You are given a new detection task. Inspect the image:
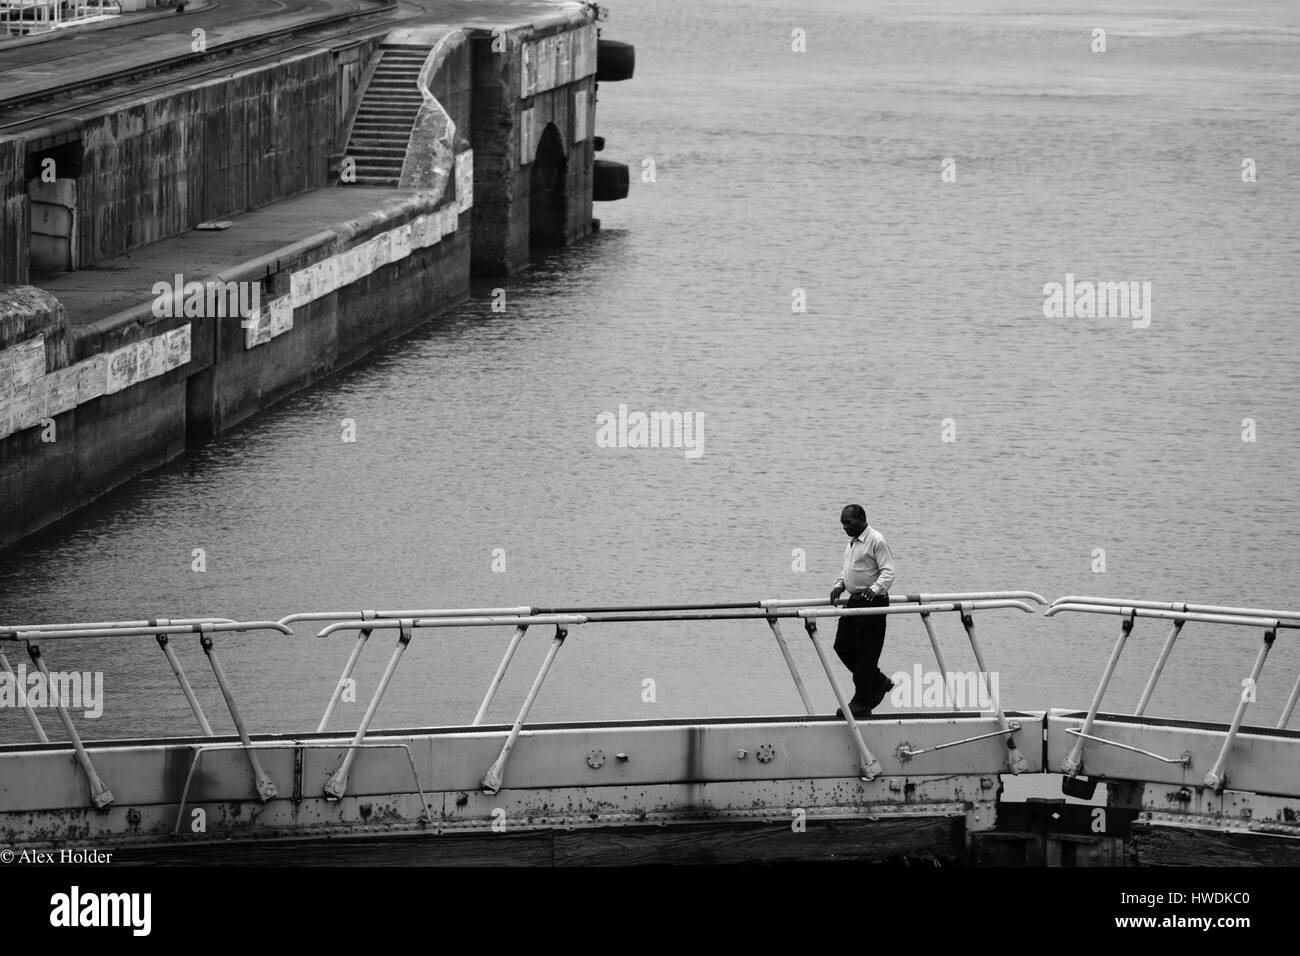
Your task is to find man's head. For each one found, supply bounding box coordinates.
[840,504,867,538]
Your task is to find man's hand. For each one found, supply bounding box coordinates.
[829,584,845,605]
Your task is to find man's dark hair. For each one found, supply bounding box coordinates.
[841,504,866,521]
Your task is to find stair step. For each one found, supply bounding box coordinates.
[348,146,409,157]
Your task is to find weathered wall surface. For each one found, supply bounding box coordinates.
[0,187,471,549]
[75,51,336,266]
[0,288,192,547]
[399,31,471,192]
[202,192,469,437]
[336,39,381,141]
[471,22,597,275]
[0,136,27,285]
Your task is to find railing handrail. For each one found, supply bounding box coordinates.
[278,608,535,627]
[0,617,237,633]
[765,591,1049,609]
[1049,595,1300,621]
[1045,603,1300,631]
[274,592,1049,628]
[0,621,292,642]
[313,599,1040,637]
[316,614,587,637]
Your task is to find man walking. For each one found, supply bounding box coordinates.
[829,504,895,718]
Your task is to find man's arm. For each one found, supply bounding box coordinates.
[830,544,850,603]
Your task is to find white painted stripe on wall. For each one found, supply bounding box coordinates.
[520,25,597,98]
[0,324,191,437]
[244,202,459,350]
[456,150,474,213]
[574,89,588,143]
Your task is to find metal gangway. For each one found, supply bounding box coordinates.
[1,591,1044,810]
[1039,597,1300,854]
[1,0,120,37]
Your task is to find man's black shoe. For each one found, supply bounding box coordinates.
[835,702,872,719]
[866,677,895,711]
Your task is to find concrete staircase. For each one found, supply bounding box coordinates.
[340,46,430,186]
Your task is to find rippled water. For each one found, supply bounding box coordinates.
[3,0,1299,744]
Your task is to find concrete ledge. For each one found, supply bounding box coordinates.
[398,29,466,193]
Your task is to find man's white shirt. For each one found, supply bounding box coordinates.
[836,526,895,596]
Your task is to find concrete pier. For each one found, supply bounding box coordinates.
[0,0,633,550]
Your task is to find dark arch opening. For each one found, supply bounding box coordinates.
[529,122,567,248]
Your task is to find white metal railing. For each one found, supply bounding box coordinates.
[2,591,1043,807]
[0,620,290,804]
[7,591,1295,813]
[1045,596,1300,791]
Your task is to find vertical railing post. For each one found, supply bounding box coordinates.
[801,616,881,781]
[919,611,958,712]
[318,625,374,733]
[198,627,277,801]
[25,643,113,807]
[473,623,529,725]
[0,647,49,742]
[1061,609,1134,777]
[1134,619,1184,716]
[155,632,215,736]
[325,619,414,800]
[958,606,1027,773]
[1205,628,1276,791]
[765,617,814,715]
[481,624,568,794]
[1279,670,1300,730]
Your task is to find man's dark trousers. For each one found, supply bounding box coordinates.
[833,591,891,706]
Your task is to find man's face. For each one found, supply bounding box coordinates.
[841,512,867,538]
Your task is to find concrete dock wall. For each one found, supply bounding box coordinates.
[199,192,469,438]
[0,4,610,551]
[0,137,25,285]
[0,288,190,545]
[0,186,470,547]
[471,21,597,275]
[77,52,338,266]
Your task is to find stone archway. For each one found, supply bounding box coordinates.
[529,122,567,247]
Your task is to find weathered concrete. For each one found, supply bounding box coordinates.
[0,0,619,551]
[470,20,596,274]
[0,137,24,285]
[393,28,471,190]
[0,183,468,547]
